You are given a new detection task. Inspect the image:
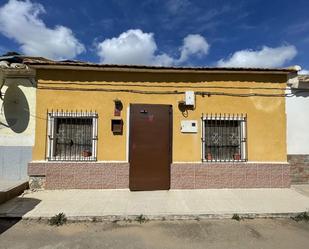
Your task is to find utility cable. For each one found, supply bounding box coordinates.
[39,81,292,91]
[37,86,304,98]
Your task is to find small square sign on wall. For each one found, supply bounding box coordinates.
[181,120,198,133]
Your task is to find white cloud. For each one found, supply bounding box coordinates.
[96,29,209,66]
[97,29,173,66]
[299,69,309,75]
[0,0,85,60]
[217,45,297,68]
[178,34,209,63]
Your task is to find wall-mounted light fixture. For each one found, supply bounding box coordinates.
[113,98,123,116]
[178,100,186,112]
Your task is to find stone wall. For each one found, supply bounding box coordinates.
[29,176,46,189]
[288,155,309,184]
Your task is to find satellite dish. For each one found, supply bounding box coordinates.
[3,84,30,133]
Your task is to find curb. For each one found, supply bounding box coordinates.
[0,212,307,222]
[0,182,29,205]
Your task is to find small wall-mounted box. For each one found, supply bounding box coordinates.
[185,91,195,106]
[181,120,198,133]
[111,119,123,134]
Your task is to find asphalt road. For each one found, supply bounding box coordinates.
[0,218,309,249]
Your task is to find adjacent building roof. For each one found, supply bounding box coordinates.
[0,55,298,74]
[299,75,309,83]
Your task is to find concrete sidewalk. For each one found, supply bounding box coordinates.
[0,187,309,220]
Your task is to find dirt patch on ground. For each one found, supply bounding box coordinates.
[0,218,309,249]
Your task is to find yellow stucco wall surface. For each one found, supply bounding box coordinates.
[32,68,287,162]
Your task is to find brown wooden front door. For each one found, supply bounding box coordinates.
[129,104,172,191]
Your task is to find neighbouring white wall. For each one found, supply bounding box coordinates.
[0,77,36,146]
[0,70,36,180]
[286,89,309,154]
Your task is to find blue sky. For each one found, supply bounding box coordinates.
[0,0,308,72]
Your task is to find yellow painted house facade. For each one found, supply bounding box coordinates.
[27,58,294,190]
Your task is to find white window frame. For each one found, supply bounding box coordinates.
[47,111,98,161]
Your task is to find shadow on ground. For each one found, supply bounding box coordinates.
[0,218,22,234]
[0,197,41,235]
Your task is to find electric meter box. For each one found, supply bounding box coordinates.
[181,120,198,133]
[185,91,195,106]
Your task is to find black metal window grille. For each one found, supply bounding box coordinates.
[47,110,98,161]
[202,114,247,162]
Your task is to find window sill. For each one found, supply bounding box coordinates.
[47,157,97,162]
[202,160,247,163]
